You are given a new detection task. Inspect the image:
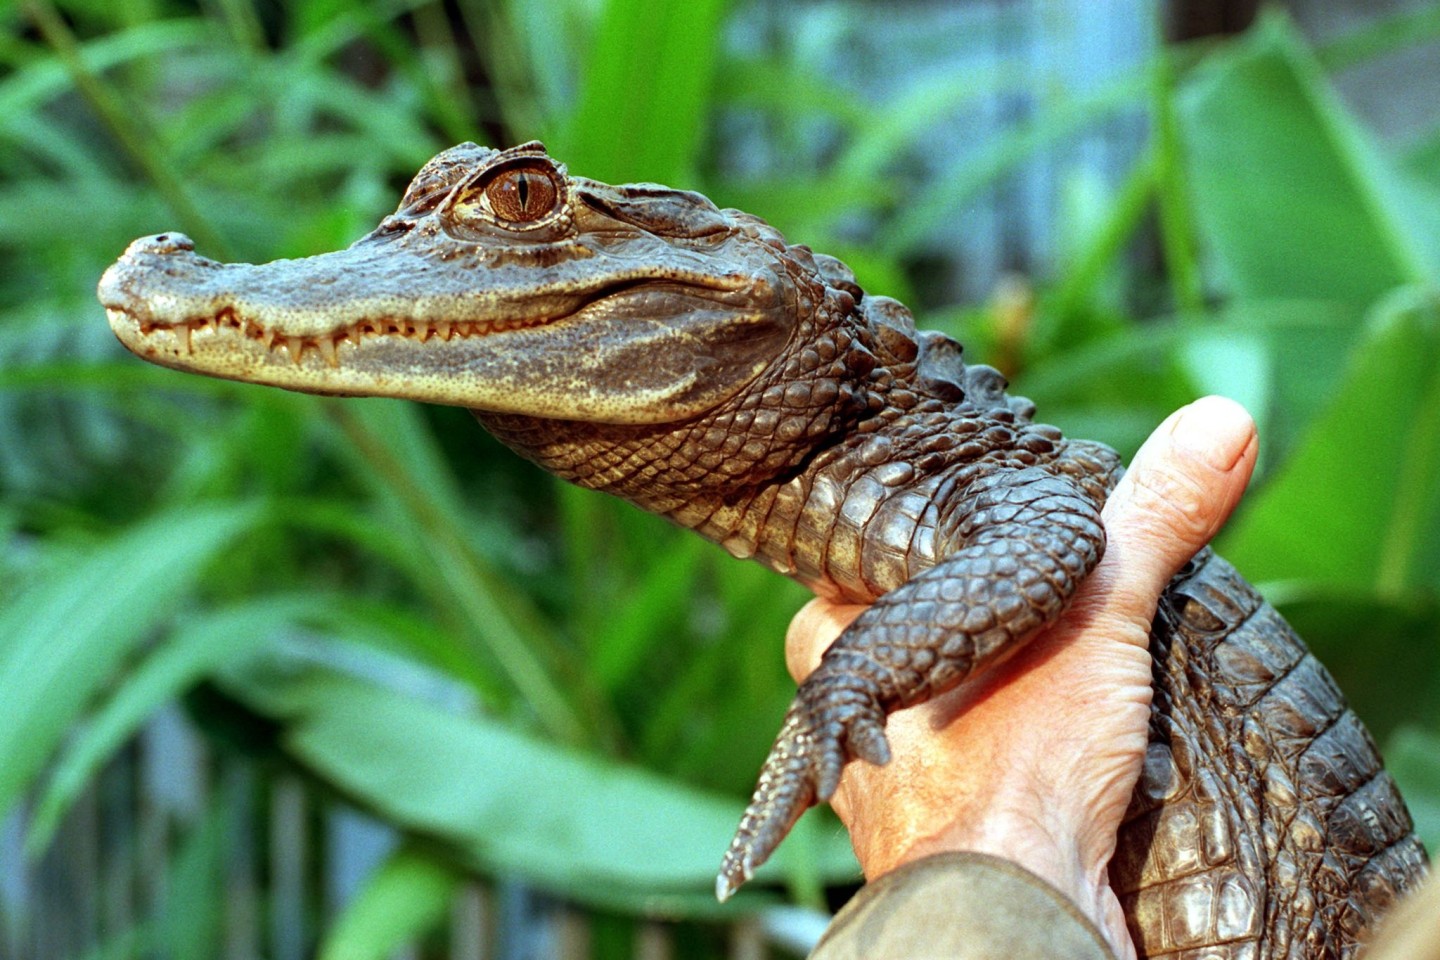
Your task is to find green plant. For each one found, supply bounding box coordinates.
[2,2,1437,957]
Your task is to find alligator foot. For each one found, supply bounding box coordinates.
[715,674,890,900]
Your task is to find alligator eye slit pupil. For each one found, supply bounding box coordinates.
[479,164,559,224]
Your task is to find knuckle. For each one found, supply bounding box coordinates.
[1120,464,1216,546]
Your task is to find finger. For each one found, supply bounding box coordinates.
[1100,395,1258,611]
[785,598,865,682]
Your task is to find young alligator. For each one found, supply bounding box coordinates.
[98,142,1427,957]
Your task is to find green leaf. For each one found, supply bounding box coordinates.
[831,66,1026,185]
[0,19,211,118]
[1315,5,1440,72]
[1387,726,1440,855]
[557,0,730,184]
[321,400,594,746]
[69,925,149,960]
[1177,12,1439,303]
[0,503,261,819]
[588,535,706,692]
[1268,588,1440,743]
[220,650,858,911]
[319,846,461,960]
[1219,289,1440,595]
[25,594,331,854]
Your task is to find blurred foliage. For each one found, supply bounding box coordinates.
[1,0,1439,957]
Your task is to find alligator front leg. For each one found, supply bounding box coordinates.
[716,467,1108,899]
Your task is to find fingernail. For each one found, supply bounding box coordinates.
[1168,396,1255,472]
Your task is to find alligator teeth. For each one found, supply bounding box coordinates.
[139,312,509,357]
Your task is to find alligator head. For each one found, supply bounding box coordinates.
[99,141,850,425]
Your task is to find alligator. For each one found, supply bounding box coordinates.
[99,141,1427,957]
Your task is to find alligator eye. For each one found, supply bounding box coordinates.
[485,166,559,223]
[449,158,567,231]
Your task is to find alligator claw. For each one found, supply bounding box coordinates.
[715,677,889,900]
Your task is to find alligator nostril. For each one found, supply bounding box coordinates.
[123,232,197,258]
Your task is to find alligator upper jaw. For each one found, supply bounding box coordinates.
[99,233,791,424]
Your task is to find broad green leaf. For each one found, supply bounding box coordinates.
[1269,588,1440,742]
[1387,726,1440,854]
[0,503,261,819]
[1177,12,1439,303]
[320,400,592,746]
[0,20,210,117]
[1219,289,1440,594]
[557,0,730,184]
[1407,128,1440,190]
[24,595,331,854]
[1231,300,1376,462]
[319,846,461,960]
[220,652,858,909]
[588,535,706,692]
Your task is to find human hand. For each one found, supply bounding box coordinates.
[786,396,1259,958]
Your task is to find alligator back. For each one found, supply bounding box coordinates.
[1114,549,1428,959]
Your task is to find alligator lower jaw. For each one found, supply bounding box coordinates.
[107,304,548,369]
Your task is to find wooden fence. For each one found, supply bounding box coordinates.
[0,704,829,959]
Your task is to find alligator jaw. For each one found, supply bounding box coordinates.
[100,232,791,424]
[104,304,539,369]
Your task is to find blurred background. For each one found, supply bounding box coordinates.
[2,0,1439,957]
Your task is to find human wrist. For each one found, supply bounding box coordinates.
[915,806,1109,928]
[848,795,1122,953]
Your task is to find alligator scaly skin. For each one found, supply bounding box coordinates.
[1114,552,1426,958]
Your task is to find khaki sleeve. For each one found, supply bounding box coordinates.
[810,852,1115,960]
